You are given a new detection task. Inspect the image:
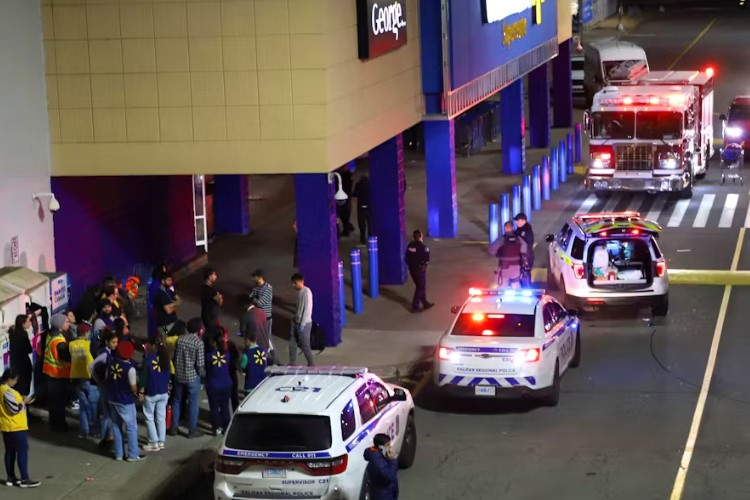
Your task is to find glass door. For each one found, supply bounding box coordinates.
[192,175,208,252]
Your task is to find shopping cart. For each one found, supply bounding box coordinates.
[721,143,744,185]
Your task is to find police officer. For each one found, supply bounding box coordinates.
[495,222,527,288]
[514,213,535,287]
[405,230,435,313]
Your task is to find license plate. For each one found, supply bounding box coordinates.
[475,386,496,396]
[262,468,287,479]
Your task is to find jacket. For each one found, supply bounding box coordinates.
[43,333,71,379]
[69,338,93,380]
[239,306,271,350]
[364,448,399,500]
[496,234,525,268]
[0,384,27,433]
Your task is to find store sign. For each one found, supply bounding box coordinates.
[483,0,545,25]
[50,276,69,313]
[357,0,408,59]
[503,18,528,46]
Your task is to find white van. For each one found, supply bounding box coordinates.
[584,40,649,106]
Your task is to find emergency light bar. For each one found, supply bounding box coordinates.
[599,94,686,106]
[576,211,641,220]
[468,288,546,297]
[265,366,369,377]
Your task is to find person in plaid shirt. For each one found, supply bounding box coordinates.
[169,318,205,438]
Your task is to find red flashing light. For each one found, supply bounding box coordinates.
[623,97,633,105]
[668,95,686,106]
[631,229,640,235]
[705,66,715,78]
[481,329,494,336]
[649,97,660,105]
[468,288,481,296]
[573,263,585,279]
[656,261,667,277]
[600,231,608,237]
[472,313,485,322]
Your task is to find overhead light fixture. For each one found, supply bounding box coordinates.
[32,192,61,213]
[327,172,348,201]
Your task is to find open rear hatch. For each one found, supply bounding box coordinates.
[587,237,653,289]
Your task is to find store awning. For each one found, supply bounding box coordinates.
[0,267,49,294]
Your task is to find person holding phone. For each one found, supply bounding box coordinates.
[363,433,399,500]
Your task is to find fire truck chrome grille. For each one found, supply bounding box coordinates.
[615,145,654,171]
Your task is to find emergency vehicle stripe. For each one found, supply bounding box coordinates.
[438,375,538,388]
[506,378,519,386]
[469,377,484,386]
[719,194,739,228]
[576,194,598,215]
[525,377,536,385]
[438,373,446,383]
[486,378,501,386]
[449,376,463,385]
[668,199,690,227]
[692,194,715,228]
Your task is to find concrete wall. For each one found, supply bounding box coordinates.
[0,0,55,272]
[43,0,423,175]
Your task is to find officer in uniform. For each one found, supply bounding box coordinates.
[514,213,535,287]
[495,222,527,288]
[405,230,435,313]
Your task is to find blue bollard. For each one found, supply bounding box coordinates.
[338,261,346,327]
[532,165,542,211]
[567,133,574,174]
[541,157,551,200]
[367,236,379,299]
[500,194,510,233]
[574,123,583,164]
[489,203,499,243]
[559,141,567,183]
[550,150,559,191]
[512,184,521,219]
[350,249,363,314]
[522,175,532,222]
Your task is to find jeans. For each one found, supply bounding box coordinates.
[206,386,231,432]
[143,393,169,444]
[289,322,314,366]
[172,379,201,433]
[109,402,139,460]
[74,380,100,437]
[99,386,112,439]
[47,378,70,431]
[266,317,279,366]
[2,431,29,481]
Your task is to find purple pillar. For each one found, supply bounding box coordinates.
[294,174,342,347]
[214,174,249,235]
[528,64,550,149]
[424,118,458,238]
[501,79,525,175]
[369,135,408,285]
[553,39,574,129]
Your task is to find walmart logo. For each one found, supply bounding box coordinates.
[253,350,267,366]
[151,359,161,372]
[212,353,227,367]
[111,363,123,380]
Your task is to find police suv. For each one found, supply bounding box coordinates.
[545,212,668,315]
[214,366,416,500]
[435,288,580,406]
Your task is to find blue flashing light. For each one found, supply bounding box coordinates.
[521,290,532,297]
[469,288,547,298]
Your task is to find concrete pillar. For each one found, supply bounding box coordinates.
[528,64,551,149]
[369,135,408,285]
[424,119,458,239]
[501,79,525,175]
[213,175,249,235]
[294,174,342,347]
[553,39,574,129]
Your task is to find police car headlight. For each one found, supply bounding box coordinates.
[726,126,743,138]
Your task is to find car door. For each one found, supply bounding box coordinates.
[550,301,574,370]
[368,380,401,445]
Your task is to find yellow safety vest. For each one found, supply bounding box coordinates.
[0,384,28,433]
[69,338,93,380]
[43,334,71,379]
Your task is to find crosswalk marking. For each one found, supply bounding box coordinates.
[744,197,750,228]
[647,196,667,222]
[576,195,598,214]
[719,194,739,228]
[602,194,622,213]
[668,199,691,227]
[626,196,643,213]
[692,194,715,228]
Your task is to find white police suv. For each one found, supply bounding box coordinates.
[434,288,580,406]
[214,366,416,500]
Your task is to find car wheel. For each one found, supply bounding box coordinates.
[541,361,561,407]
[359,471,371,500]
[653,295,669,317]
[570,330,581,368]
[546,268,558,291]
[398,413,417,469]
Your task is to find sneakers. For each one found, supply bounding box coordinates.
[126,456,146,462]
[18,480,41,488]
[158,442,165,450]
[214,428,223,437]
[187,429,203,439]
[167,427,179,436]
[142,443,160,452]
[3,479,18,487]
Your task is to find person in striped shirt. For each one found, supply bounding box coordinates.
[249,270,276,363]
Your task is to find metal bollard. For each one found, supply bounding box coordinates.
[500,194,510,234]
[532,165,542,211]
[367,237,379,299]
[542,157,551,200]
[350,249,363,314]
[567,133,574,174]
[522,175,532,222]
[489,203,499,243]
[559,141,567,183]
[512,184,521,220]
[574,123,583,164]
[550,149,559,191]
[338,261,346,327]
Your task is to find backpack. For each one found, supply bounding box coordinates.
[310,322,326,353]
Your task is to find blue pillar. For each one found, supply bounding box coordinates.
[532,165,542,211]
[553,39,574,128]
[501,79,525,174]
[489,203,499,243]
[500,194,510,234]
[542,157,551,200]
[551,149,559,191]
[213,174,249,235]
[350,249,364,314]
[369,135,408,284]
[575,123,583,164]
[367,237,379,298]
[512,185,521,219]
[559,141,568,183]
[522,176,532,222]
[424,119,458,238]
[567,132,575,173]
[528,64,550,149]
[294,174,342,346]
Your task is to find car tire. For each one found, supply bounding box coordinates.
[541,361,561,407]
[570,329,581,368]
[653,295,669,317]
[359,471,371,500]
[398,413,417,469]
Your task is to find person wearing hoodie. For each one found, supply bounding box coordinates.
[363,433,399,500]
[43,313,72,432]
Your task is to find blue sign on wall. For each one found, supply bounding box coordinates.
[581,0,593,24]
[449,0,558,89]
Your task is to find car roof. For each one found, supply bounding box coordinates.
[238,369,366,415]
[569,212,662,237]
[462,289,543,316]
[589,40,647,61]
[730,96,750,107]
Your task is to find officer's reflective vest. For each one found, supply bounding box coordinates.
[497,236,522,268]
[43,334,71,379]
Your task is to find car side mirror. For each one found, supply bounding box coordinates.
[719,113,727,121]
[450,306,460,314]
[545,234,555,243]
[567,308,579,317]
[392,388,407,402]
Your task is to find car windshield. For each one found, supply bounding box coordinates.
[636,111,682,140]
[728,105,750,122]
[603,59,646,81]
[452,312,535,337]
[225,414,332,451]
[592,111,635,139]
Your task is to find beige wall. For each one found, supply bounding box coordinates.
[558,0,573,43]
[43,0,423,175]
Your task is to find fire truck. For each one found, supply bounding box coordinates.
[584,69,715,198]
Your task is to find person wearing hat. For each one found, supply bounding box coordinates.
[69,323,99,439]
[513,212,535,287]
[107,340,143,461]
[363,433,399,500]
[44,313,72,432]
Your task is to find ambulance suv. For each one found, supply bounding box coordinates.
[214,366,416,500]
[435,288,581,407]
[546,212,669,316]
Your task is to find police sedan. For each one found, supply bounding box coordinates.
[434,288,581,406]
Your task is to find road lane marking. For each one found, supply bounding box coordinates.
[625,195,643,213]
[719,194,739,228]
[576,194,598,214]
[647,196,667,222]
[412,370,432,399]
[667,17,718,71]
[602,193,622,213]
[670,226,745,500]
[744,196,750,227]
[668,199,691,227]
[692,194,715,228]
